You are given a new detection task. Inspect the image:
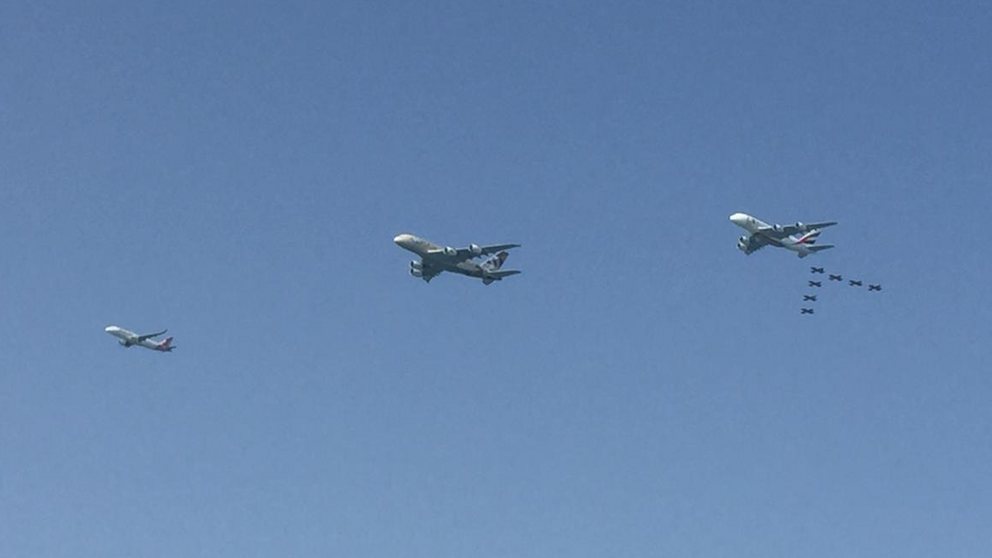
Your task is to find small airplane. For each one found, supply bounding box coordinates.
[730,213,836,258]
[393,233,521,284]
[868,284,882,291]
[803,295,817,302]
[849,280,863,287]
[801,308,815,315]
[829,274,843,281]
[105,325,175,352]
[809,281,822,287]
[810,267,825,274]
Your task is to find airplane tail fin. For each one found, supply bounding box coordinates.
[158,337,175,351]
[480,251,509,272]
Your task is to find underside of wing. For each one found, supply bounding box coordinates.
[409,258,443,282]
[741,234,769,254]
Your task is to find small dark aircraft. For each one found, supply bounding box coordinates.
[868,284,882,291]
[803,295,817,302]
[829,274,843,281]
[809,280,822,287]
[800,308,815,315]
[810,267,825,274]
[849,280,863,287]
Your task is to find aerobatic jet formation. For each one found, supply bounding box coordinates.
[810,267,824,274]
[829,274,843,281]
[803,295,817,302]
[868,284,882,291]
[393,233,522,285]
[801,308,815,315]
[809,281,822,287]
[849,280,863,287]
[730,213,837,258]
[105,325,175,352]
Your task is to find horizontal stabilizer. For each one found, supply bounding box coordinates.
[485,269,521,279]
[808,244,834,252]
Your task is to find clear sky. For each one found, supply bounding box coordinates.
[2,1,991,556]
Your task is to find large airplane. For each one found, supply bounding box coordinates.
[393,233,522,285]
[730,213,837,258]
[105,325,175,352]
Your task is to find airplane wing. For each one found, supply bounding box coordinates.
[741,234,769,254]
[765,221,838,237]
[428,243,521,261]
[136,329,167,343]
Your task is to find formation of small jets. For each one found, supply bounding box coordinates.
[798,266,883,315]
[105,214,887,352]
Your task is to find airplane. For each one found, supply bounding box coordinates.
[849,280,863,287]
[730,213,837,258]
[393,233,521,285]
[801,308,815,315]
[868,284,882,291]
[803,295,817,302]
[810,267,825,274]
[105,325,175,352]
[829,274,843,281]
[809,281,822,287]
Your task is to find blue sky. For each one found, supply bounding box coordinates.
[2,1,991,556]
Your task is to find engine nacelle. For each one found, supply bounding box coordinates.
[737,236,750,252]
[410,260,423,271]
[443,246,457,257]
[410,268,424,278]
[794,221,805,231]
[468,243,482,256]
[119,339,131,347]
[773,224,783,233]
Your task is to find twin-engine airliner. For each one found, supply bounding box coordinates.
[730,213,837,258]
[105,325,175,352]
[393,233,521,284]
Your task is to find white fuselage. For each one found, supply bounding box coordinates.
[729,213,821,257]
[104,325,170,351]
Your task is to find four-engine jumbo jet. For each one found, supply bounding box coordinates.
[730,213,837,258]
[393,233,522,285]
[105,325,175,352]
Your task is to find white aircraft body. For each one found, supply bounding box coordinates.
[730,213,837,258]
[393,233,521,284]
[105,325,175,352]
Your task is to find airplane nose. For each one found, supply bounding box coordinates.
[729,213,746,224]
[393,234,411,245]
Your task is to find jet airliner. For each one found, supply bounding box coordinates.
[730,213,837,258]
[105,325,175,352]
[393,234,521,284]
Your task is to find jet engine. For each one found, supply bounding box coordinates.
[737,235,750,252]
[443,246,457,257]
[410,268,424,278]
[794,221,805,231]
[410,260,423,271]
[468,243,482,256]
[773,224,783,233]
[119,339,130,347]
